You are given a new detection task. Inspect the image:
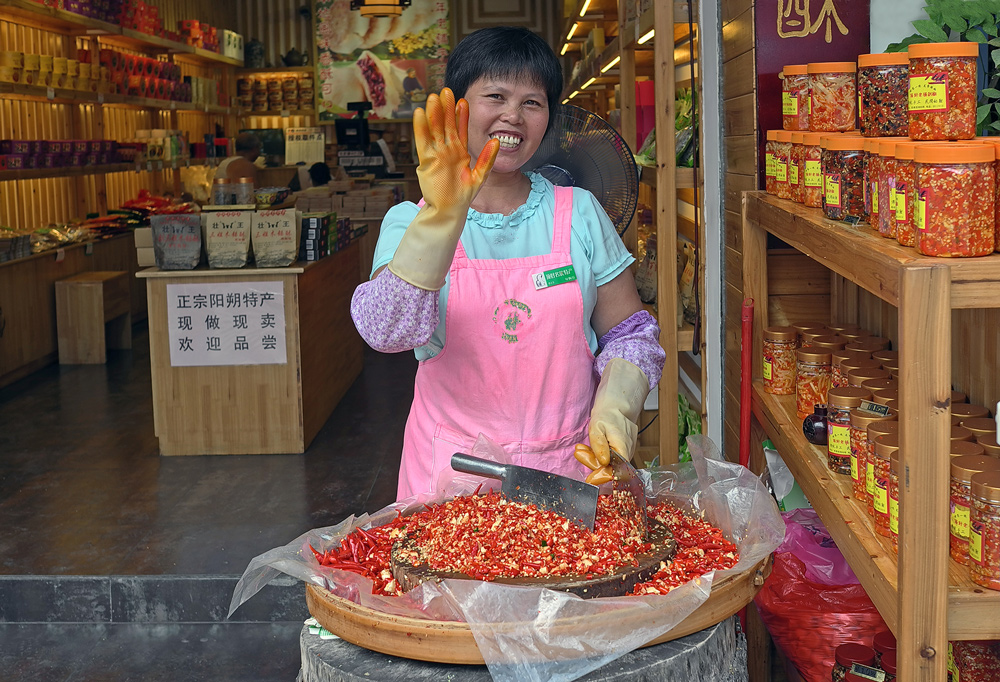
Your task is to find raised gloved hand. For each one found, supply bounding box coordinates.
[588,358,650,467]
[388,88,500,291]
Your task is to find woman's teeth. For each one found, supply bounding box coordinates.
[491,134,521,150]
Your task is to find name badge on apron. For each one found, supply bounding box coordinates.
[532,265,577,290]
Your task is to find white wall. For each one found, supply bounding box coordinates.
[870,0,929,52]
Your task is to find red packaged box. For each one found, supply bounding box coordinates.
[142,58,155,77]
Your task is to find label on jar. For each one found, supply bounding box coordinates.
[916,188,929,231]
[890,495,899,534]
[829,424,850,455]
[970,521,984,563]
[790,163,799,185]
[804,160,822,187]
[888,183,897,211]
[782,91,798,115]
[874,483,888,514]
[950,500,971,539]
[895,184,908,223]
[763,358,773,380]
[866,461,875,496]
[909,72,949,112]
[765,152,774,178]
[871,180,879,210]
[775,160,788,183]
[825,173,842,208]
[851,450,859,482]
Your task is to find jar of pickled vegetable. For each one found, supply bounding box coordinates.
[808,62,856,133]
[839,356,879,390]
[774,130,794,200]
[833,643,876,682]
[970,470,1000,590]
[846,336,891,353]
[790,132,805,203]
[828,387,871,474]
[953,403,990,421]
[872,349,899,367]
[889,450,900,552]
[908,42,979,141]
[954,457,1000,564]
[893,141,919,246]
[953,425,976,444]
[872,433,897,535]
[854,415,897,502]
[802,132,825,208]
[763,326,798,395]
[988,139,1000,252]
[858,52,910,137]
[796,347,832,419]
[848,367,890,388]
[877,139,901,238]
[862,378,896,394]
[811,334,847,352]
[765,130,779,194]
[952,389,968,404]
[914,143,996,257]
[979,436,1000,458]
[783,64,810,131]
[832,349,872,388]
[823,136,866,220]
[872,388,898,406]
[961,418,997,440]
[792,321,827,343]
[866,138,881,224]
[952,440,985,458]
[839,327,871,342]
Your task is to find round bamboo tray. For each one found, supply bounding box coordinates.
[305,555,772,665]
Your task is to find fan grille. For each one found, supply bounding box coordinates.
[524,105,639,236]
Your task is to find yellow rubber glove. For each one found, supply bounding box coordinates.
[388,88,500,290]
[589,358,650,466]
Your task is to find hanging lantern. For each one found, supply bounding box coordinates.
[349,0,411,18]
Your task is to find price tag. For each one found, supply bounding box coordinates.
[46,87,55,100]
[146,161,153,172]
[281,109,290,118]
[55,248,65,262]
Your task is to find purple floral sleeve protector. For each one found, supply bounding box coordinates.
[595,310,666,390]
[350,269,439,353]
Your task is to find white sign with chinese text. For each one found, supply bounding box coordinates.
[166,282,287,366]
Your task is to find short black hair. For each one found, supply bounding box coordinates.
[308,162,332,186]
[445,27,563,132]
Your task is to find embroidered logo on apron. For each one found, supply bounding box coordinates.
[493,298,533,344]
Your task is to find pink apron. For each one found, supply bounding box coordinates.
[397,186,597,500]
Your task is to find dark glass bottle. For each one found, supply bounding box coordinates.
[803,404,829,445]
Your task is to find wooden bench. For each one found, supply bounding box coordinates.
[55,271,132,364]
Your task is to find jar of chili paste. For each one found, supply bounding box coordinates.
[822,135,866,220]
[774,130,793,200]
[827,387,871,475]
[914,143,995,257]
[985,138,1000,252]
[802,132,825,208]
[865,137,881,225]
[795,346,831,419]
[908,42,979,141]
[889,450,900,552]
[855,415,897,503]
[872,433,898,534]
[783,64,810,131]
[969,470,1000,590]
[763,326,798,395]
[808,62,856,133]
[858,52,910,138]
[893,140,920,246]
[765,130,779,194]
[877,139,903,238]
[951,455,1000,564]
[790,132,805,203]
[832,349,872,388]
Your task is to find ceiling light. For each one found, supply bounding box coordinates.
[600,55,621,73]
[638,29,655,45]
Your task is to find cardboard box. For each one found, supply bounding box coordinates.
[136,246,155,267]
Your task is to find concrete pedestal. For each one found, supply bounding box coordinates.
[298,616,748,682]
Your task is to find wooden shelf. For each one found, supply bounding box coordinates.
[236,66,314,75]
[747,191,1000,309]
[0,81,233,113]
[0,158,212,183]
[241,109,316,117]
[751,382,1000,639]
[639,166,697,189]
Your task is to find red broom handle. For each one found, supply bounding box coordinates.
[739,299,754,469]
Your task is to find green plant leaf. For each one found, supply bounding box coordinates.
[989,36,1000,47]
[913,19,950,42]
[983,88,1000,98]
[886,34,930,53]
[986,23,999,37]
[978,104,992,124]
[945,14,969,32]
[967,29,989,43]
[988,120,1000,131]
[993,47,1000,67]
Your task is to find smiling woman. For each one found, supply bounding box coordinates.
[349,26,666,501]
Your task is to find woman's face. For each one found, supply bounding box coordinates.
[464,75,549,176]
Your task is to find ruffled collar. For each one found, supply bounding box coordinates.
[466,172,548,228]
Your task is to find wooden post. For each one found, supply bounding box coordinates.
[741,193,768,381]
[897,263,950,681]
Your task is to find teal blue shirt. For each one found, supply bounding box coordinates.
[371,172,634,361]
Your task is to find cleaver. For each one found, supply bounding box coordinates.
[450,453,599,531]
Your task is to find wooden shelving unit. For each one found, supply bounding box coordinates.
[0,158,214,183]
[743,190,1000,680]
[559,0,705,464]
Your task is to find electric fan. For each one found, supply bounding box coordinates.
[523,104,639,236]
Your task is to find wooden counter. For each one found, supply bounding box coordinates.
[137,242,363,455]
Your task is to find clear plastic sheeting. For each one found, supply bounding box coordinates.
[229,435,783,682]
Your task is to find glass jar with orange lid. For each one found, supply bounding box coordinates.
[872,433,898,535]
[774,130,794,200]
[953,403,990,421]
[827,387,871,475]
[782,64,810,130]
[985,138,1000,252]
[795,347,831,418]
[908,42,979,140]
[914,143,996,257]
[951,455,1000,564]
[801,132,825,207]
[832,349,872,388]
[765,130,779,194]
[763,326,798,395]
[848,367,890,388]
[822,135,866,220]
[789,132,804,203]
[865,137,881,224]
[893,140,920,246]
[808,62,856,132]
[877,139,903,238]
[855,413,897,502]
[889,450,900,551]
[858,52,910,137]
[961,418,997,440]
[970,470,1000,590]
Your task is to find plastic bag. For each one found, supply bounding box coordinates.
[754,511,887,682]
[229,435,783,682]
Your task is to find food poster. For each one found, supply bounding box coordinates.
[315,0,450,120]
